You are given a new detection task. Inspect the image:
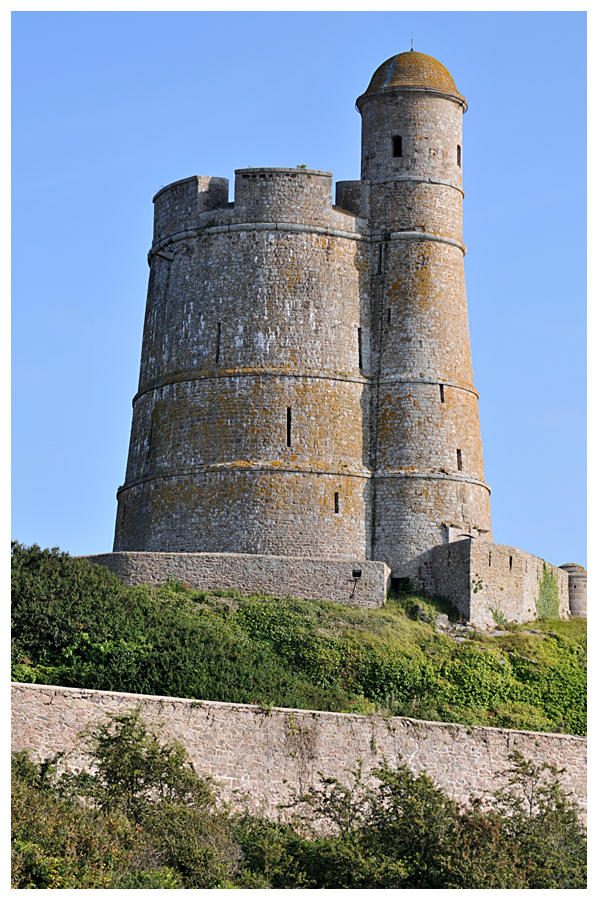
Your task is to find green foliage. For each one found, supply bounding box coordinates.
[236,753,586,889]
[490,607,509,629]
[11,541,586,735]
[536,561,561,620]
[12,711,586,889]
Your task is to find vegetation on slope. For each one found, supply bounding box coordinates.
[11,542,586,735]
[12,709,586,889]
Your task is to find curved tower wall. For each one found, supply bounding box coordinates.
[114,169,372,558]
[357,83,492,575]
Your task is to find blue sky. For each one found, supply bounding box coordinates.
[11,10,586,567]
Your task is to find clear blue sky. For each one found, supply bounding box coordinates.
[12,10,587,568]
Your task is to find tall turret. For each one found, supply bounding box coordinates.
[356,51,492,577]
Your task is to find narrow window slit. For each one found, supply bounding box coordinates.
[509,556,513,571]
[286,407,292,447]
[489,552,492,567]
[456,449,463,470]
[393,135,403,158]
[457,145,462,167]
[378,244,383,273]
[146,420,154,460]
[215,322,221,364]
[387,308,391,324]
[357,327,363,370]
[439,384,445,403]
[334,492,339,514]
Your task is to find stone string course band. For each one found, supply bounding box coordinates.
[149,222,467,262]
[11,684,587,822]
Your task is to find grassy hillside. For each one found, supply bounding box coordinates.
[11,542,586,735]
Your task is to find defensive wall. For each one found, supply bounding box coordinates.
[85,545,568,629]
[12,683,587,821]
[85,552,390,608]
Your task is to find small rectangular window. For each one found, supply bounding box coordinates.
[456,449,462,470]
[286,407,292,447]
[378,244,383,273]
[334,492,339,514]
[215,322,222,364]
[457,145,462,167]
[387,308,391,324]
[509,556,513,570]
[489,551,492,567]
[440,384,445,403]
[393,135,403,158]
[357,327,363,370]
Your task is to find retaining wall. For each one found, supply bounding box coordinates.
[84,551,389,607]
[11,683,586,820]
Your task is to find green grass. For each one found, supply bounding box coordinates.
[11,542,586,735]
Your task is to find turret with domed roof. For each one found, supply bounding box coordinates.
[356,49,492,581]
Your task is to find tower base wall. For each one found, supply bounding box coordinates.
[84,551,390,609]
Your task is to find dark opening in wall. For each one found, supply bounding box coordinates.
[378,244,383,273]
[457,449,463,470]
[448,548,451,567]
[334,492,339,514]
[509,556,513,570]
[215,322,222,364]
[388,308,391,324]
[457,144,462,167]
[440,384,445,403]
[286,407,292,447]
[358,328,363,370]
[146,420,154,460]
[489,551,492,567]
[393,135,403,158]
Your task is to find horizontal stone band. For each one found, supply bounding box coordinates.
[371,231,466,253]
[117,463,372,497]
[149,223,466,261]
[117,464,489,497]
[367,174,464,197]
[133,369,478,405]
[374,470,491,493]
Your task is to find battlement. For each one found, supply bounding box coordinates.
[153,175,229,244]
[233,167,333,226]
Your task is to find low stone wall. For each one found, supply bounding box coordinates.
[429,541,569,629]
[84,552,389,608]
[11,683,587,820]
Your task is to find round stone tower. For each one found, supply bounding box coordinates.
[559,563,587,618]
[356,51,492,577]
[114,168,371,558]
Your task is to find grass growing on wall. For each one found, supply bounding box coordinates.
[536,562,561,620]
[11,542,586,736]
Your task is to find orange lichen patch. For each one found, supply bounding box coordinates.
[363,51,465,102]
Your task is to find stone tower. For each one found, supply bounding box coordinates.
[114,169,371,558]
[114,50,491,580]
[100,48,580,624]
[357,51,492,577]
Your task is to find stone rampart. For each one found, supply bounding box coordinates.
[427,541,569,628]
[84,551,389,607]
[12,683,587,821]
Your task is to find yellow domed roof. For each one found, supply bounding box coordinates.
[363,51,465,104]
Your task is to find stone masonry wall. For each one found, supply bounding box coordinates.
[429,541,569,629]
[85,552,390,607]
[12,683,587,821]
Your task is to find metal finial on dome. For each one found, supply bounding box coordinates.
[411,29,413,51]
